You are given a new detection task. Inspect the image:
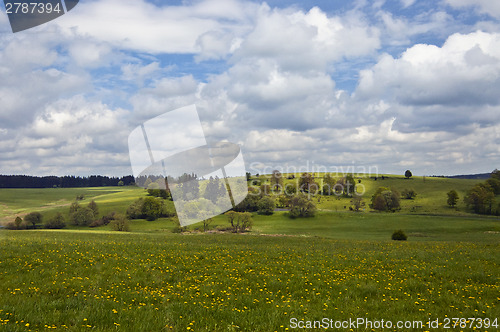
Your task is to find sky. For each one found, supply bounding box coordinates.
[0,0,499,177]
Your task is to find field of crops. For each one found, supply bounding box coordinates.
[0,231,498,331]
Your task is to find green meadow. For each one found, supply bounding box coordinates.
[0,174,499,331]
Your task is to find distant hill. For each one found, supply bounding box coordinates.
[445,173,492,180]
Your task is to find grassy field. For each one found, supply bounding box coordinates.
[0,175,499,330]
[0,231,498,331]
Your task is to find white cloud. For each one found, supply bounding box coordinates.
[56,0,258,55]
[233,6,380,71]
[356,31,500,108]
[401,0,416,8]
[446,0,500,18]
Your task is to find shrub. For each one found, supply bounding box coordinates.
[45,213,66,229]
[401,188,417,199]
[110,214,130,232]
[257,196,275,215]
[392,230,407,241]
[101,211,116,225]
[289,194,316,218]
[171,225,188,233]
[6,216,27,230]
[225,211,253,233]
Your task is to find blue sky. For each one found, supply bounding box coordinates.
[0,0,499,177]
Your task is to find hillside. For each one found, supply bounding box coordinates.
[0,173,498,242]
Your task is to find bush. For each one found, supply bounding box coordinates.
[392,230,407,241]
[288,194,316,218]
[110,214,130,232]
[6,216,27,230]
[401,188,417,199]
[101,211,116,225]
[171,225,188,233]
[45,213,66,229]
[225,211,253,233]
[257,196,275,215]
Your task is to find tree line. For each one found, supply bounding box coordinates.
[0,175,135,188]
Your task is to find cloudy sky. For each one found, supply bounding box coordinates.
[0,0,499,177]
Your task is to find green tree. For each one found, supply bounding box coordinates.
[298,173,319,194]
[464,183,495,214]
[234,187,260,212]
[203,218,213,232]
[126,198,144,219]
[24,212,43,229]
[71,207,95,226]
[322,173,336,195]
[350,196,364,212]
[447,190,459,207]
[15,216,23,229]
[270,170,284,192]
[405,170,412,179]
[257,196,275,215]
[485,178,500,195]
[371,188,400,212]
[284,183,297,196]
[87,200,99,217]
[289,194,316,218]
[69,202,80,214]
[203,176,225,203]
[141,196,163,221]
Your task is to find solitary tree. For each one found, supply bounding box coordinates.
[405,170,413,179]
[24,212,43,229]
[447,190,459,207]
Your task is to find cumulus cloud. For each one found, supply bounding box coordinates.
[0,96,131,176]
[56,0,258,56]
[355,31,500,131]
[446,0,500,19]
